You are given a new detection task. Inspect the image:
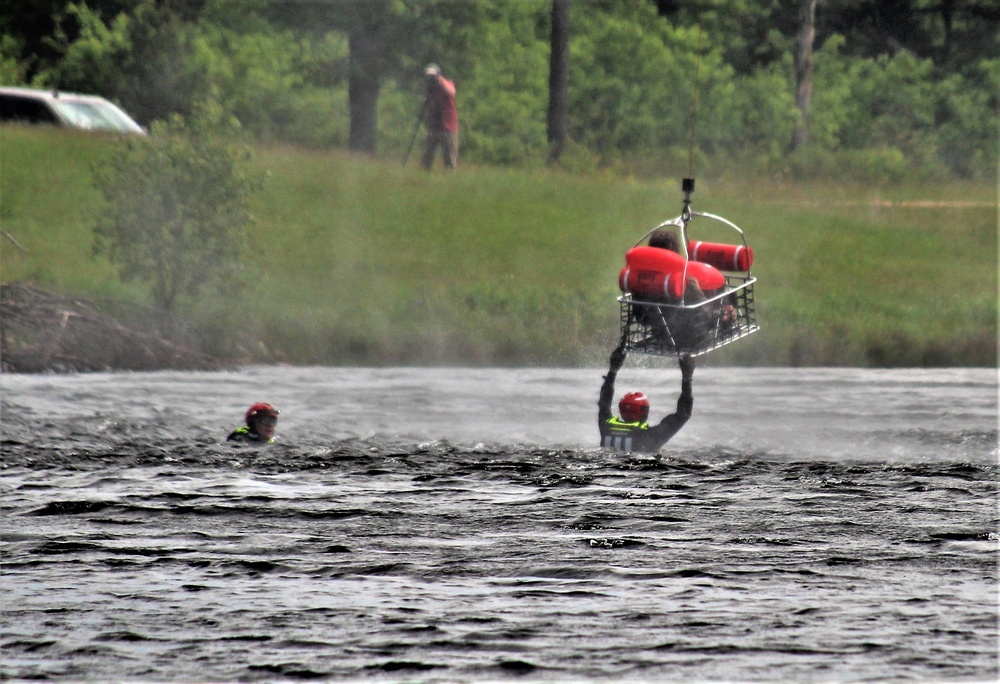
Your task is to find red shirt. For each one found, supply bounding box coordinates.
[427,76,458,132]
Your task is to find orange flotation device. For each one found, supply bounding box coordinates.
[688,240,753,272]
[618,246,725,300]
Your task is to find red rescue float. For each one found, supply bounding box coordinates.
[688,240,753,272]
[613,177,760,358]
[618,245,725,300]
[684,260,727,291]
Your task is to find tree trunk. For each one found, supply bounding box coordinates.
[348,25,381,155]
[939,0,955,65]
[792,0,817,149]
[547,0,571,163]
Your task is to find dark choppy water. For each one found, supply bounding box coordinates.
[1,366,997,682]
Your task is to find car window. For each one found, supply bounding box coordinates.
[51,100,145,134]
[0,95,61,125]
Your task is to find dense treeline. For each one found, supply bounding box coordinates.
[1,0,997,179]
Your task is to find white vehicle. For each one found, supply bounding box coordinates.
[0,86,145,134]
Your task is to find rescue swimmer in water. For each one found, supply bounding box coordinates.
[599,179,756,451]
[598,341,694,453]
[227,402,280,444]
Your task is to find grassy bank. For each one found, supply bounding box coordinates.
[2,126,996,366]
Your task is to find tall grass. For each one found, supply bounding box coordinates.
[2,126,996,366]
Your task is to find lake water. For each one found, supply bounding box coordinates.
[1,365,997,682]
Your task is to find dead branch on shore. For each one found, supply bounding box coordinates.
[1,283,224,372]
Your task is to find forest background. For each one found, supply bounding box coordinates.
[1,0,997,368]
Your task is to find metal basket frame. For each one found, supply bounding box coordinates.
[618,205,760,358]
[619,274,758,357]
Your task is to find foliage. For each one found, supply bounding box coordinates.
[809,37,998,179]
[35,1,200,124]
[2,0,997,178]
[0,33,26,82]
[91,105,264,311]
[933,59,1000,179]
[186,22,349,147]
[33,2,131,92]
[458,1,549,166]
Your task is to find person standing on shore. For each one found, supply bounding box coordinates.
[421,63,458,171]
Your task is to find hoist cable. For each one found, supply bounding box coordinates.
[687,26,704,180]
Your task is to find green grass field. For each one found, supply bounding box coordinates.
[2,126,996,366]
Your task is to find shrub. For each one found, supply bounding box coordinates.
[91,106,264,311]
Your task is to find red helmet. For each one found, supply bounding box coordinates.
[619,392,650,422]
[246,402,279,425]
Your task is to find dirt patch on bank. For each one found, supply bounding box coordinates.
[1,283,226,372]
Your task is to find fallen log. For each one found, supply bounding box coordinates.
[1,282,224,372]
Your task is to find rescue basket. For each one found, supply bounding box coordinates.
[617,179,760,358]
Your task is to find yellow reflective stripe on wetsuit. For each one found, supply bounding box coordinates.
[602,417,649,451]
[228,426,275,444]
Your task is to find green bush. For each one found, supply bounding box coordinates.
[811,38,997,178]
[457,2,549,167]
[91,107,264,311]
[187,23,349,147]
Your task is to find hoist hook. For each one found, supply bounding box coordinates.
[681,177,695,223]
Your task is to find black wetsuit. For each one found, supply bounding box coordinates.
[597,366,692,453]
[226,426,273,444]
